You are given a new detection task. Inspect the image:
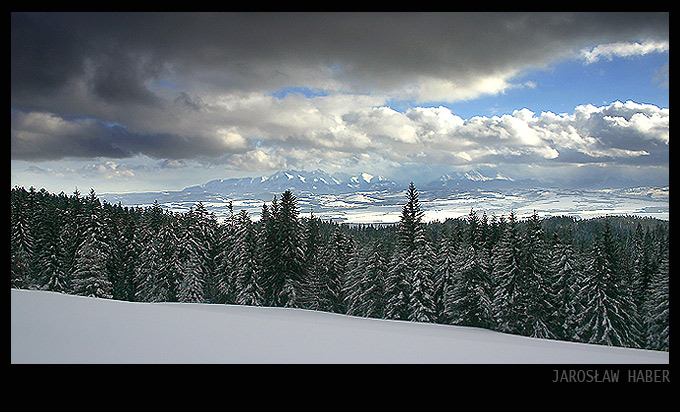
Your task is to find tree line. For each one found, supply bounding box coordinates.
[10,184,669,352]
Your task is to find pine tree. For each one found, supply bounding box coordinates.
[11,188,34,288]
[407,221,436,323]
[303,213,325,311]
[353,241,388,318]
[397,182,422,256]
[192,202,219,303]
[231,210,264,306]
[177,209,208,303]
[644,248,669,351]
[520,211,556,339]
[385,182,423,321]
[118,208,141,302]
[134,229,163,302]
[433,235,457,324]
[629,224,661,338]
[259,197,281,306]
[491,212,524,334]
[102,203,125,300]
[385,250,411,320]
[39,240,69,293]
[549,225,583,342]
[158,216,183,302]
[446,210,494,329]
[34,200,71,293]
[72,230,113,299]
[134,203,178,302]
[213,218,236,304]
[323,225,351,313]
[576,220,642,348]
[276,190,305,308]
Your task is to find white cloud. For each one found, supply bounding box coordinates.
[334,100,667,166]
[580,40,668,64]
[13,91,668,171]
[82,161,136,179]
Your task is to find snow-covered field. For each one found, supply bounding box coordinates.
[11,289,669,364]
[103,186,669,224]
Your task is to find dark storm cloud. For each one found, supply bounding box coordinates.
[10,12,669,163]
[10,109,251,161]
[12,12,669,101]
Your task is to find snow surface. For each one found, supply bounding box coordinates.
[11,289,669,364]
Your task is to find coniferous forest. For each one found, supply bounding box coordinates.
[11,184,669,352]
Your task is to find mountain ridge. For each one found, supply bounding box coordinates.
[186,168,398,195]
[184,167,525,196]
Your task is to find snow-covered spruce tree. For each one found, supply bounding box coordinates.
[133,201,166,302]
[178,252,204,303]
[158,216,183,303]
[177,208,208,303]
[101,203,124,300]
[576,220,642,348]
[276,190,305,308]
[385,249,411,320]
[33,196,71,293]
[58,189,89,279]
[38,238,69,293]
[630,224,654,310]
[549,225,583,342]
[230,209,264,306]
[407,219,437,323]
[134,205,183,303]
[10,187,35,289]
[320,224,351,314]
[134,230,162,302]
[355,241,388,318]
[72,230,113,299]
[433,233,458,324]
[385,182,421,321]
[213,208,237,304]
[491,212,524,335]
[259,197,282,307]
[342,245,365,317]
[445,210,494,329]
[644,247,669,351]
[192,202,220,302]
[111,205,142,302]
[71,193,113,298]
[520,211,556,339]
[446,243,494,329]
[397,182,421,257]
[302,213,325,311]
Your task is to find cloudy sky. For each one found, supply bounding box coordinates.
[11,12,669,193]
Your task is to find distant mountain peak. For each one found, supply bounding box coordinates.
[194,169,396,195]
[429,169,517,189]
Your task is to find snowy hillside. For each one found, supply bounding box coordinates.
[11,289,669,364]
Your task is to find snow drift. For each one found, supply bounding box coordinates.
[11,289,669,364]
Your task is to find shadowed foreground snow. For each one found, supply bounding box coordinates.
[11,289,669,364]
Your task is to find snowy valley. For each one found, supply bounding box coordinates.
[100,169,669,224]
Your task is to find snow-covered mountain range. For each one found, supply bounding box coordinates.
[189,169,399,195]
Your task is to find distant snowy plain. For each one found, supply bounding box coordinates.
[11,289,669,364]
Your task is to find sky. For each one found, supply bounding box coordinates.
[11,12,669,194]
